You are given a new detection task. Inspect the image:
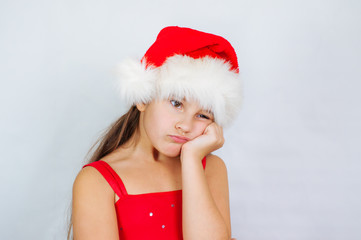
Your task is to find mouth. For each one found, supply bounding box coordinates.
[169,135,190,143]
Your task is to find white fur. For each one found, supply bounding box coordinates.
[115,55,242,127]
[115,58,158,107]
[157,55,242,127]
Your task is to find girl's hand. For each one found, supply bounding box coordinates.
[181,122,224,161]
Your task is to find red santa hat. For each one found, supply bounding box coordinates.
[116,26,243,127]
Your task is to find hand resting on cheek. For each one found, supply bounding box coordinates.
[180,122,225,161]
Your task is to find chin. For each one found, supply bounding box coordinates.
[163,150,181,158]
[162,145,182,158]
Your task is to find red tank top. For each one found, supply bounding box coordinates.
[82,157,206,240]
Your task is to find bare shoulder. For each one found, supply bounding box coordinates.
[72,165,115,218]
[73,164,113,196]
[204,154,228,178]
[204,154,229,200]
[72,165,118,239]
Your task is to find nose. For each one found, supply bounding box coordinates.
[175,115,193,134]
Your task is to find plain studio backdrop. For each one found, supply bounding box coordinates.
[1,0,360,239]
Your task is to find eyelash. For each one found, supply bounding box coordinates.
[170,100,210,120]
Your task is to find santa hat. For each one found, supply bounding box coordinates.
[116,26,242,127]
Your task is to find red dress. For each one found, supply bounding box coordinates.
[82,157,206,240]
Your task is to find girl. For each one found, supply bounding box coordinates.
[70,26,242,240]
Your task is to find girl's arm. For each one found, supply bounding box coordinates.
[181,154,231,240]
[181,123,232,240]
[72,167,119,240]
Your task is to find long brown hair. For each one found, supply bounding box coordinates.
[67,105,140,239]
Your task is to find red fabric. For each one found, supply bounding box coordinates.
[142,26,239,73]
[82,157,207,240]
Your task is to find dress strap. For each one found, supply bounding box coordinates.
[82,161,128,198]
[202,156,206,170]
[83,158,205,196]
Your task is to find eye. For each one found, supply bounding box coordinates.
[170,99,182,108]
[199,110,214,120]
[197,114,211,120]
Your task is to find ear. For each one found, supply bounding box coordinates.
[136,103,147,112]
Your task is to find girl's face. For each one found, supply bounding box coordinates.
[138,98,214,158]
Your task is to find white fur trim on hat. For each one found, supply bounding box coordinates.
[115,58,158,107]
[115,55,242,127]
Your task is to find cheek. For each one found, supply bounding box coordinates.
[192,122,210,137]
[144,108,173,138]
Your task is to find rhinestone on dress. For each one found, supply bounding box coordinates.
[171,204,175,207]
[149,212,153,216]
[162,225,165,228]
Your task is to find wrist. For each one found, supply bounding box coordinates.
[180,151,205,164]
[181,145,207,161]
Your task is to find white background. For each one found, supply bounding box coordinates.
[1,0,360,239]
